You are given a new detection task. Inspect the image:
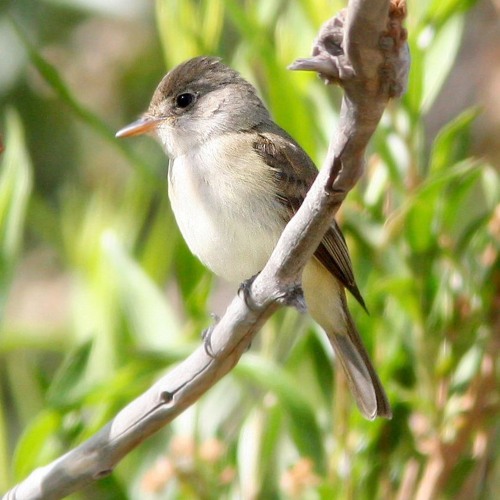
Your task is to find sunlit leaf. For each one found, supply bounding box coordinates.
[102,231,181,349]
[0,388,9,490]
[13,410,62,481]
[0,109,32,295]
[450,344,483,393]
[236,355,326,473]
[429,108,479,173]
[427,0,479,28]
[46,340,94,408]
[421,14,464,112]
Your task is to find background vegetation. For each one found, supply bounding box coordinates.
[0,0,498,498]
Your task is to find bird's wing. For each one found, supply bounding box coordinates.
[252,127,366,310]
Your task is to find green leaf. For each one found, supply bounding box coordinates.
[173,238,212,319]
[397,161,478,252]
[427,0,479,28]
[421,14,464,113]
[0,108,32,303]
[46,340,94,408]
[440,166,483,241]
[0,386,9,490]
[444,456,477,497]
[101,231,181,349]
[429,108,480,173]
[405,194,438,253]
[156,0,224,65]
[236,354,326,473]
[373,276,422,326]
[404,38,424,119]
[13,410,62,481]
[450,344,483,393]
[237,406,283,497]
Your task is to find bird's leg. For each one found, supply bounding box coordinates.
[278,283,307,313]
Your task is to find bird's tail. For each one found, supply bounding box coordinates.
[303,260,392,420]
[328,293,392,419]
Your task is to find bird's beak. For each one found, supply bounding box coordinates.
[115,116,163,138]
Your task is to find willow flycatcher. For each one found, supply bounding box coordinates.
[116,56,391,420]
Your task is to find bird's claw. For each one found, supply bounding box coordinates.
[202,313,220,358]
[238,273,259,311]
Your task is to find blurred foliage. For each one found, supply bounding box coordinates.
[0,0,499,498]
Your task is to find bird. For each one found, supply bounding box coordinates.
[116,56,391,420]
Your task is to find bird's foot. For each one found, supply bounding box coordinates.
[238,273,260,311]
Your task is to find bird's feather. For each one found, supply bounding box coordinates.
[252,128,366,310]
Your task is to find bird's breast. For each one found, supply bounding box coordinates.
[167,135,285,282]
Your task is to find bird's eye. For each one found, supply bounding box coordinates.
[175,92,195,108]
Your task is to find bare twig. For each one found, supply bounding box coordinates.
[3,1,409,498]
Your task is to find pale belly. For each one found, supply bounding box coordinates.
[168,152,285,283]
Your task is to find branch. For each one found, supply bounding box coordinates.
[3,1,409,498]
